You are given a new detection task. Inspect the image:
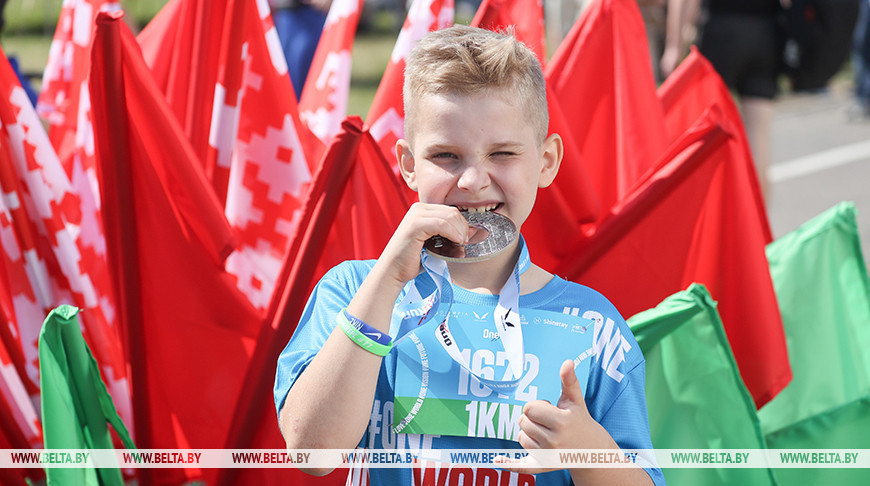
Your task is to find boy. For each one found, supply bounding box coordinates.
[274,25,664,485]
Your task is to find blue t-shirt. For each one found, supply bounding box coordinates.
[275,260,666,485]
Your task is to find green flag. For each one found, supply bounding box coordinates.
[629,284,778,486]
[39,305,135,485]
[759,201,870,485]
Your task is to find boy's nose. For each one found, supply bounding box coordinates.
[456,164,490,192]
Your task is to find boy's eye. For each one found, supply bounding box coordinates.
[491,151,517,158]
[431,152,459,161]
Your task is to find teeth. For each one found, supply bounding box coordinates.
[458,204,498,213]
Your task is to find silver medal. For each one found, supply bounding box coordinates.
[424,211,517,262]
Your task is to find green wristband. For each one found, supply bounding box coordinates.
[336,312,393,357]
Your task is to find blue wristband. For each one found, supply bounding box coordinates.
[342,309,392,346]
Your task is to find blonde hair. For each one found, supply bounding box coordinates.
[403,25,548,143]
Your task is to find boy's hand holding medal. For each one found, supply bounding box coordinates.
[378,203,517,287]
[377,202,471,286]
[424,210,517,262]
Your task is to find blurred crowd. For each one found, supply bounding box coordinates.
[633,0,869,201]
[0,0,867,174]
[263,0,870,200]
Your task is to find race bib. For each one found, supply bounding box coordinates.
[393,304,594,439]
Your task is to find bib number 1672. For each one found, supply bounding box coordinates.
[455,349,539,401]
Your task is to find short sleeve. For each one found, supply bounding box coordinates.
[273,261,374,415]
[597,361,666,485]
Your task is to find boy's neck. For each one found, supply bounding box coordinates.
[446,243,525,295]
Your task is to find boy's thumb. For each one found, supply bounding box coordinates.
[557,359,585,409]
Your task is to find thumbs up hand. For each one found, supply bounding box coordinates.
[494,360,611,474]
[518,359,603,450]
[495,360,654,484]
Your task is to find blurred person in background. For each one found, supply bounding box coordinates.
[850,0,870,120]
[270,0,332,99]
[662,0,787,201]
[659,0,701,80]
[0,0,39,107]
[0,0,6,36]
[637,0,668,83]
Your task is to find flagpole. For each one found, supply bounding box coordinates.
[185,0,222,171]
[92,11,154,486]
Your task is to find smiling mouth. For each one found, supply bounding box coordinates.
[454,203,502,213]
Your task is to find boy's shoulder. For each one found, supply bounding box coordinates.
[545,276,643,366]
[541,274,622,316]
[332,258,377,273]
[321,259,377,284]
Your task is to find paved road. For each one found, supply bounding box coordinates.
[768,81,870,266]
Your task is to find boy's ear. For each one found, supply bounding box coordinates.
[396,139,419,192]
[538,133,563,188]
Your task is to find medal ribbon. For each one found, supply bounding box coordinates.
[392,236,531,394]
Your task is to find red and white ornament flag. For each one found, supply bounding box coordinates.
[365,0,454,167]
[298,0,365,148]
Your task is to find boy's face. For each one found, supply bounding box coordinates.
[397,90,562,233]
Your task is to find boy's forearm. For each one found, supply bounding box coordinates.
[279,328,383,451]
[279,262,408,452]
